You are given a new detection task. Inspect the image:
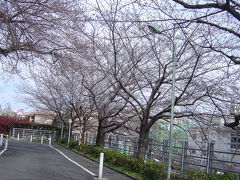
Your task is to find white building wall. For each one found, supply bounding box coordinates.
[188,127,240,171]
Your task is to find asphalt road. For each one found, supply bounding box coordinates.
[0,140,133,180]
[0,140,95,180]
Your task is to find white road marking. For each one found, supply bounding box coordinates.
[49,145,96,176]
[0,149,6,156]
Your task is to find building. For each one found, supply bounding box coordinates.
[187,126,240,172]
[16,109,25,118]
[150,118,190,141]
[26,110,55,125]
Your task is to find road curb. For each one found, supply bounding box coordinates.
[54,143,138,180]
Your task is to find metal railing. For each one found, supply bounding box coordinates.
[0,134,8,155]
[11,128,58,139]
[73,133,240,176]
[1,132,53,155]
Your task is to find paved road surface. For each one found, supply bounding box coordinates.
[0,140,133,180]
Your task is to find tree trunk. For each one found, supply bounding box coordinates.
[81,125,85,144]
[137,123,150,159]
[96,125,106,147]
[80,117,87,144]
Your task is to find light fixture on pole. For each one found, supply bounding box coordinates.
[68,119,72,145]
[148,24,177,180]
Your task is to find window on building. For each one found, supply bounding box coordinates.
[230,132,240,150]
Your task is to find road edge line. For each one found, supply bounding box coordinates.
[0,149,6,156]
[49,145,96,176]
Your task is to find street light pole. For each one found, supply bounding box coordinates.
[148,24,177,180]
[60,122,64,139]
[167,27,176,180]
[68,119,72,145]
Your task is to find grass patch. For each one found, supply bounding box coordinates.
[104,161,144,180]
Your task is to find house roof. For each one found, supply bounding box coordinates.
[27,110,55,116]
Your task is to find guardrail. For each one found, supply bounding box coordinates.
[0,134,8,155]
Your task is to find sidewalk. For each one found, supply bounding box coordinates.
[52,144,135,180]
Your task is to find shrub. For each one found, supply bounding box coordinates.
[12,122,60,131]
[80,144,101,157]
[57,138,67,144]
[113,152,129,167]
[77,145,166,179]
[66,144,237,180]
[127,158,145,173]
[212,173,237,180]
[183,172,236,180]
[143,159,166,180]
[0,116,29,134]
[69,140,79,149]
[103,149,122,163]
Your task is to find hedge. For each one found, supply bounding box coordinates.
[12,122,60,131]
[183,172,236,180]
[57,140,237,180]
[59,141,166,179]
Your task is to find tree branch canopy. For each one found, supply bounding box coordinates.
[171,0,240,65]
[172,0,240,21]
[224,115,240,129]
[196,19,240,38]
[0,0,81,65]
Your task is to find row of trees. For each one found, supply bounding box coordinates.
[1,0,239,159]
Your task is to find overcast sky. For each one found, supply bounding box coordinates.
[0,77,33,112]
